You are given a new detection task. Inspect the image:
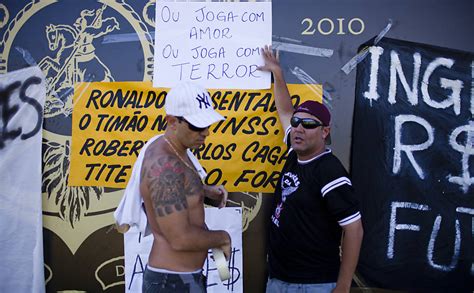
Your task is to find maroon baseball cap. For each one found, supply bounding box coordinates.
[294,100,332,144]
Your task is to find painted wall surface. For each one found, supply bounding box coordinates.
[0,0,472,292]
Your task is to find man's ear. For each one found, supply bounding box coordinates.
[165,115,178,130]
[322,126,331,140]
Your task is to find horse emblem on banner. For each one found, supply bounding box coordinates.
[39,5,118,117]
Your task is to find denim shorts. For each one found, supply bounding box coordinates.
[142,266,207,293]
[266,277,337,293]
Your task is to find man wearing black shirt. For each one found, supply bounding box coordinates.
[259,46,364,293]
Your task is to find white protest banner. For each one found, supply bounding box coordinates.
[123,207,243,292]
[153,2,272,89]
[0,66,46,293]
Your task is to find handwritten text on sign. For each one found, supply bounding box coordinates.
[69,82,319,192]
[153,2,272,89]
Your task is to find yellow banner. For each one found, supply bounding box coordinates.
[70,82,321,192]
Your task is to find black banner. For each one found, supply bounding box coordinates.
[352,38,474,291]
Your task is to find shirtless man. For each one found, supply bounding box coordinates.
[139,82,231,292]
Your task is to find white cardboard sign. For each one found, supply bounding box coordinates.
[124,207,243,293]
[153,2,272,89]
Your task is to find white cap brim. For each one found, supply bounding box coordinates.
[184,109,225,128]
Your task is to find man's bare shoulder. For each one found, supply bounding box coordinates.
[139,139,186,216]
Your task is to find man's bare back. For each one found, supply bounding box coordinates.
[139,134,231,274]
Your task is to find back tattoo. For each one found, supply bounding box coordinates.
[142,155,203,217]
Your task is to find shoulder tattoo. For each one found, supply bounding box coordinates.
[142,155,203,217]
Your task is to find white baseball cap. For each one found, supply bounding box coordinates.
[165,82,225,128]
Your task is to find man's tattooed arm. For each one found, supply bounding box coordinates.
[141,151,230,253]
[143,155,188,217]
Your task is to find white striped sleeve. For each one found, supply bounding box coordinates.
[321,177,352,197]
[283,126,291,144]
[338,212,361,226]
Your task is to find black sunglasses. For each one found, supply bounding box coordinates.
[177,117,208,132]
[290,116,325,129]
